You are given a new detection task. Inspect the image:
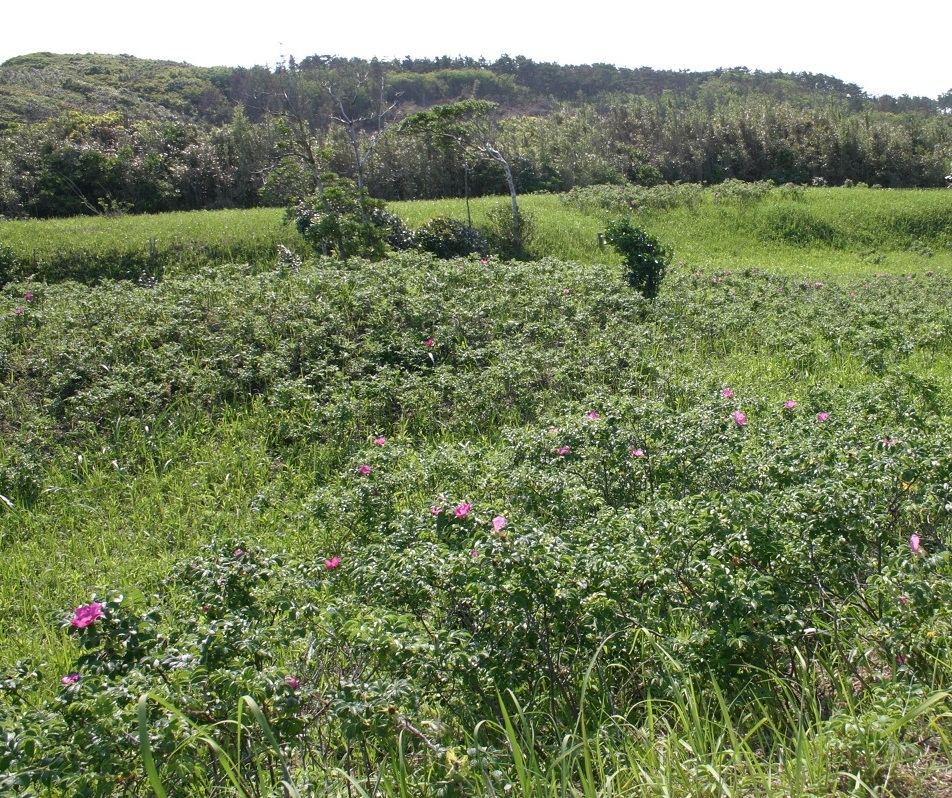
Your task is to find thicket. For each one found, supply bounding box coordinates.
[1,54,951,219]
[2,251,952,794]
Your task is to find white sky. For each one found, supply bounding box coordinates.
[3,0,950,99]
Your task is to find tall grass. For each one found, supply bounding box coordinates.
[2,186,950,286]
[0,207,301,283]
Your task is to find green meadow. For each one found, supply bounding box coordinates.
[2,185,952,796]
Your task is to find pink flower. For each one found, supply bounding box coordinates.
[372,436,387,446]
[882,437,896,447]
[324,557,341,569]
[732,410,747,426]
[471,548,480,558]
[480,258,488,265]
[586,411,600,420]
[61,673,80,685]
[557,446,571,456]
[233,549,243,557]
[814,281,824,288]
[430,506,442,516]
[816,412,829,422]
[24,292,33,301]
[562,288,571,295]
[492,515,507,532]
[784,400,798,409]
[13,307,23,316]
[721,389,733,398]
[358,464,372,475]
[631,448,645,458]
[284,675,300,690]
[895,654,907,666]
[454,502,472,518]
[70,602,105,629]
[424,338,434,347]
[897,595,910,605]
[910,535,922,555]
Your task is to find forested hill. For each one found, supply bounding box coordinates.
[2,52,946,128]
[1,52,950,218]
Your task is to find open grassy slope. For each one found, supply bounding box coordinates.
[4,185,948,287]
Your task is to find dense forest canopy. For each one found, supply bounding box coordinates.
[1,52,950,217]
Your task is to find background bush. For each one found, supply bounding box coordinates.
[604,217,671,297]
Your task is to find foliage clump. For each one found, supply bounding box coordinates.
[714,177,774,204]
[411,216,488,258]
[0,242,21,284]
[604,217,671,297]
[289,175,394,260]
[482,202,535,260]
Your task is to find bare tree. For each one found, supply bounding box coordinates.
[324,60,399,191]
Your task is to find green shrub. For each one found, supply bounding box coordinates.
[604,217,671,298]
[482,202,534,260]
[715,178,774,204]
[0,242,21,284]
[412,216,488,258]
[289,175,392,260]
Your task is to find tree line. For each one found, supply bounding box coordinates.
[1,53,950,218]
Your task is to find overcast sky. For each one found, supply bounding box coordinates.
[3,0,950,99]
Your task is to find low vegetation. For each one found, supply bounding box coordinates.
[2,185,952,795]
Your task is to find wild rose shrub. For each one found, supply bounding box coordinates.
[5,392,950,794]
[2,258,952,793]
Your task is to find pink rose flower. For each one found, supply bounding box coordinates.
[454,502,472,518]
[732,410,747,426]
[324,557,342,569]
[70,602,105,629]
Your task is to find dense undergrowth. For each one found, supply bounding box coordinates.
[2,192,952,795]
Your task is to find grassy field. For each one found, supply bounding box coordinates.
[394,185,952,276]
[2,184,951,284]
[0,207,306,283]
[2,186,952,795]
